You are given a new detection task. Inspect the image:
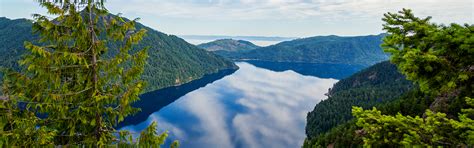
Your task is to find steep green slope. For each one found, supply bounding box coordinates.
[0,17,37,70]
[304,88,433,147]
[237,34,388,66]
[0,17,237,93]
[304,61,438,147]
[197,39,260,52]
[305,61,414,140]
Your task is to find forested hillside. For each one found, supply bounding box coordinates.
[198,39,260,52]
[198,39,260,59]
[234,34,388,66]
[305,61,414,140]
[303,61,433,147]
[0,17,36,70]
[0,17,237,93]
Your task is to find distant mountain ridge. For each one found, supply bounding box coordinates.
[0,16,237,93]
[180,35,296,41]
[198,39,260,52]
[228,34,389,67]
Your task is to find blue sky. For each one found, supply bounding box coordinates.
[1,0,473,37]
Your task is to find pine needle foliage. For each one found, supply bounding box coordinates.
[0,0,176,147]
[353,97,474,146]
[382,8,473,95]
[353,9,474,146]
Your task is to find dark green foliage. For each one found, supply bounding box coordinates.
[351,8,474,146]
[304,89,433,147]
[303,120,362,148]
[233,34,388,66]
[353,97,474,146]
[305,61,413,140]
[0,17,38,71]
[198,39,260,52]
[382,9,474,96]
[376,89,433,116]
[0,17,236,93]
[0,0,176,146]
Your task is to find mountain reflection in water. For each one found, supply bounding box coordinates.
[120,62,343,148]
[243,60,364,79]
[117,69,237,128]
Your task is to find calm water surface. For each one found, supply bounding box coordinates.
[120,62,341,148]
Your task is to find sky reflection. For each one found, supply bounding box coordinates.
[120,62,338,148]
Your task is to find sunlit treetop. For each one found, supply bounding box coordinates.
[382,8,474,95]
[35,0,107,16]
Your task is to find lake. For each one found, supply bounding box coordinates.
[119,62,361,148]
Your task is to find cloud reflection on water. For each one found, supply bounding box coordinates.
[121,62,338,148]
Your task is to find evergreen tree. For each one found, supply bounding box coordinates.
[353,9,473,146]
[382,8,473,95]
[0,0,176,146]
[353,97,474,146]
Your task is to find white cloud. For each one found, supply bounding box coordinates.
[180,91,234,147]
[108,0,473,24]
[2,0,471,36]
[225,63,337,148]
